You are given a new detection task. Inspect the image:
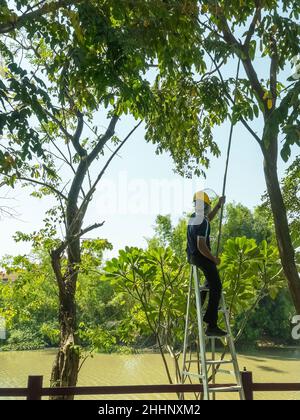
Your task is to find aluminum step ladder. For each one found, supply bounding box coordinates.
[181,265,245,400]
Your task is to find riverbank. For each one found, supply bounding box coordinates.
[1,341,299,354]
[1,343,299,354]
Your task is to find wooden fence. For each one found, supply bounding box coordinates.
[0,371,300,400]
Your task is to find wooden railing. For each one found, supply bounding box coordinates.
[0,371,300,400]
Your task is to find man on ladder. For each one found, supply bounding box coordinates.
[183,190,245,400]
[186,191,226,337]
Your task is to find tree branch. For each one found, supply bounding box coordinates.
[241,54,267,106]
[44,109,74,142]
[275,80,300,119]
[72,111,87,158]
[66,114,119,236]
[244,3,262,48]
[87,114,119,165]
[201,13,266,129]
[217,11,240,48]
[200,58,225,81]
[215,7,266,106]
[44,109,88,198]
[196,16,227,42]
[50,248,65,293]
[13,175,68,201]
[75,121,142,228]
[54,221,105,256]
[0,0,83,35]
[205,50,262,145]
[48,137,76,175]
[270,36,279,108]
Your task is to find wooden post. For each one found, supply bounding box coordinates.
[241,369,254,401]
[27,376,43,400]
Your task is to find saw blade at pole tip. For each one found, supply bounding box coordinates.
[203,187,219,202]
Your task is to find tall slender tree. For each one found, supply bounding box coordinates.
[0,0,210,396]
[148,0,300,313]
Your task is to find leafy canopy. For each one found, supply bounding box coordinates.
[0,0,218,181]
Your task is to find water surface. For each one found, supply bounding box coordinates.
[0,348,299,400]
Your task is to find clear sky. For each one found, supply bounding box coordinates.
[0,40,299,261]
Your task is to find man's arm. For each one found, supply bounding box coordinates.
[197,237,220,265]
[207,196,226,222]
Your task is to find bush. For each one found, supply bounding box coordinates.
[0,328,46,351]
[235,290,295,345]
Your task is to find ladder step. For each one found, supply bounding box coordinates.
[205,334,230,339]
[201,311,228,317]
[201,309,228,317]
[206,359,233,365]
[185,360,233,367]
[208,386,243,393]
[218,308,229,313]
[199,287,209,292]
[218,369,234,376]
[182,371,205,379]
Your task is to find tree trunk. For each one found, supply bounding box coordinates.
[47,115,118,397]
[50,248,80,399]
[262,138,300,314]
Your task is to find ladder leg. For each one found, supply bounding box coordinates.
[194,266,209,400]
[220,293,245,401]
[211,338,216,400]
[180,266,193,399]
[181,267,245,400]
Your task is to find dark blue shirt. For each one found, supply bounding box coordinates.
[186,213,211,259]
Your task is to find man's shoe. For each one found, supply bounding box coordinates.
[205,326,227,337]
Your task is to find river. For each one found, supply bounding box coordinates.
[0,348,299,400]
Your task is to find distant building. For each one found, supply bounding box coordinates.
[0,271,18,284]
[0,316,6,340]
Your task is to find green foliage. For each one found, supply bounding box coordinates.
[220,237,284,317]
[102,246,189,350]
[136,207,288,346]
[40,322,60,346]
[101,233,286,350]
[0,251,59,350]
[0,0,207,181]
[0,2,297,378]
[260,156,300,250]
[146,214,188,259]
[145,74,221,177]
[282,156,300,248]
[196,1,300,161]
[0,242,126,352]
[78,324,117,353]
[80,239,113,274]
[147,203,276,258]
[211,203,275,253]
[236,290,295,344]
[0,328,46,351]
[76,267,118,327]
[13,206,64,251]
[0,204,292,353]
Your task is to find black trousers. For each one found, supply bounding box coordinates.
[189,253,222,328]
